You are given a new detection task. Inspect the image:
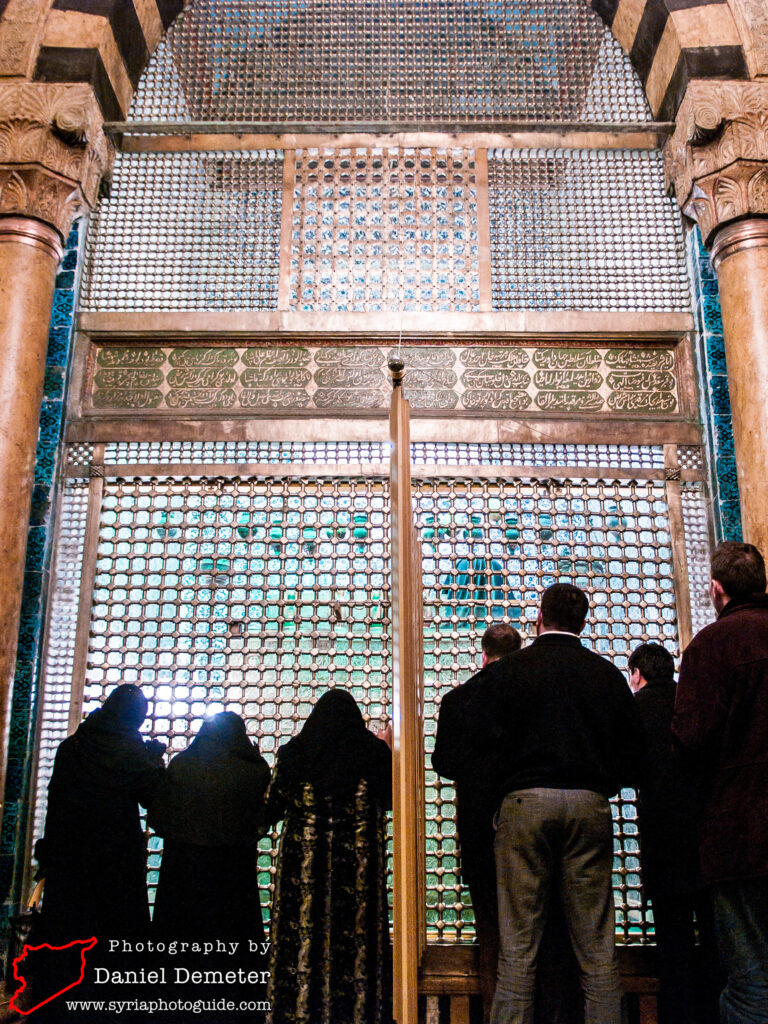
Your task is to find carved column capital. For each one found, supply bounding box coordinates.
[664,80,768,246]
[0,82,113,241]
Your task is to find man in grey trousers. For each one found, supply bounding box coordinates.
[481,584,645,1024]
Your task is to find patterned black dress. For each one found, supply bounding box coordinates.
[266,690,392,1024]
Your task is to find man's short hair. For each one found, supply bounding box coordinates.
[628,643,675,686]
[481,623,522,661]
[540,583,589,634]
[711,541,766,599]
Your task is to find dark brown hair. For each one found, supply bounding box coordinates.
[540,583,589,634]
[711,541,766,599]
[481,623,522,661]
[628,643,675,686]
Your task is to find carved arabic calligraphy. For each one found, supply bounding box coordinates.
[314,388,387,409]
[92,389,162,409]
[166,389,237,409]
[535,391,603,412]
[533,349,602,370]
[168,348,239,367]
[604,348,674,370]
[606,371,675,392]
[460,347,530,369]
[314,367,385,388]
[241,368,313,388]
[167,368,238,388]
[387,346,455,368]
[461,369,531,390]
[314,347,381,367]
[97,348,165,367]
[241,348,311,367]
[88,342,680,418]
[240,389,311,408]
[463,390,532,411]
[404,389,459,410]
[533,370,604,391]
[94,369,164,389]
[607,392,678,412]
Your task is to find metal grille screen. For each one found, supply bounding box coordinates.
[489,149,691,312]
[80,152,282,312]
[291,148,479,313]
[80,147,689,315]
[418,475,677,941]
[128,0,650,125]
[35,445,685,943]
[32,480,90,844]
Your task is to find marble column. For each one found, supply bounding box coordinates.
[711,220,768,555]
[0,82,110,807]
[666,81,768,560]
[0,217,63,804]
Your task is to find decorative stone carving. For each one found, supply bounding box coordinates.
[0,82,112,239]
[0,0,50,78]
[665,81,768,245]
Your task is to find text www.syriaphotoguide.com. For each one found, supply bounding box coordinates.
[64,998,270,1014]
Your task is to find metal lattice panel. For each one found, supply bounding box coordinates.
[489,149,691,312]
[291,149,479,313]
[83,475,390,906]
[677,445,704,472]
[32,480,90,843]
[128,0,650,124]
[411,442,666,470]
[418,475,677,942]
[99,441,666,471]
[40,453,684,941]
[80,152,282,312]
[102,441,393,466]
[680,481,716,637]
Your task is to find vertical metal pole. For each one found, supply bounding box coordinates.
[389,356,425,1024]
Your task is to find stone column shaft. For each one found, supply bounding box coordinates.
[711,220,768,555]
[0,82,110,809]
[0,216,63,804]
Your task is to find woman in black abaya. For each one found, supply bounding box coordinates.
[38,683,165,942]
[267,688,392,1024]
[149,710,271,941]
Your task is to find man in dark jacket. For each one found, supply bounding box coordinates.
[628,643,717,1024]
[672,541,768,1024]
[433,623,582,1024]
[433,622,522,1021]
[484,584,645,1024]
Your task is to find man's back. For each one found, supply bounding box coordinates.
[673,593,768,883]
[634,679,702,895]
[484,633,643,800]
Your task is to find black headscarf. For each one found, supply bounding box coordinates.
[81,683,148,734]
[275,689,391,800]
[42,684,163,866]
[61,683,158,785]
[149,711,270,847]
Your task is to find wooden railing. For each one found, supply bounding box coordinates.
[419,945,661,1023]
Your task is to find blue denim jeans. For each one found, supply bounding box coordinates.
[712,877,768,1024]
[490,788,622,1024]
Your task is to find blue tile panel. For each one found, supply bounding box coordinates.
[0,222,82,939]
[688,227,743,544]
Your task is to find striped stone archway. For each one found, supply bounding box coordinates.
[0,0,757,122]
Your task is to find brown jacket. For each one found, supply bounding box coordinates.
[672,593,768,884]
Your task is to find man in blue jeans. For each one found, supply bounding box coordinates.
[673,541,768,1024]
[482,583,644,1024]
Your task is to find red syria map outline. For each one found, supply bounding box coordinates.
[10,936,98,1014]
